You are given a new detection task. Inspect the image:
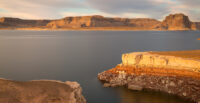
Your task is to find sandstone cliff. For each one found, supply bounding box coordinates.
[192,22,200,30]
[0,13,200,30]
[46,15,160,29]
[160,13,192,30]
[122,51,200,72]
[98,50,200,103]
[0,79,86,103]
[0,17,51,28]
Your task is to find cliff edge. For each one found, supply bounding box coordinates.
[122,51,200,72]
[0,79,86,103]
[46,15,160,29]
[0,13,200,30]
[160,13,192,30]
[98,50,200,103]
[0,17,50,28]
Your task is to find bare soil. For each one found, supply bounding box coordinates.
[150,50,200,60]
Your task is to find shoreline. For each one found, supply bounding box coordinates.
[98,50,200,103]
[0,78,86,103]
[0,28,199,31]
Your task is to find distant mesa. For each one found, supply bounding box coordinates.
[0,17,50,29]
[46,15,160,29]
[0,13,200,30]
[160,13,193,30]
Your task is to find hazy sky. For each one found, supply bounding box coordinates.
[0,0,199,21]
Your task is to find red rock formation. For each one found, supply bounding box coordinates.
[0,13,199,30]
[98,50,200,103]
[46,15,160,29]
[160,13,192,30]
[192,22,200,30]
[0,17,51,28]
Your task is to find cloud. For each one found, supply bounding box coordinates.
[86,0,171,19]
[177,0,200,8]
[168,0,200,21]
[61,11,115,17]
[0,0,199,21]
[85,0,200,21]
[0,0,85,19]
[60,11,150,19]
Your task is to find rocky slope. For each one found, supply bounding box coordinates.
[0,17,50,28]
[0,79,86,103]
[0,13,199,30]
[158,13,200,30]
[98,50,200,103]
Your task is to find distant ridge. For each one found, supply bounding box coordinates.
[0,13,199,30]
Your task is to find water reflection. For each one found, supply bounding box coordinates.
[0,30,199,103]
[117,87,190,103]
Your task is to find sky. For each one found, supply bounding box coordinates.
[0,0,199,21]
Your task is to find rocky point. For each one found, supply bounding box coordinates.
[98,50,200,103]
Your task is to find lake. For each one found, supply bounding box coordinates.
[0,30,200,103]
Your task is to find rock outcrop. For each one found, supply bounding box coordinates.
[193,22,200,30]
[0,17,51,28]
[160,13,192,30]
[0,79,86,103]
[98,50,200,103]
[122,52,200,72]
[46,15,160,29]
[0,13,200,30]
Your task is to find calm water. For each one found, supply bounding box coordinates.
[0,30,200,103]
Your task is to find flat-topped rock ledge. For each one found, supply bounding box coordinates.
[0,79,86,103]
[98,50,200,103]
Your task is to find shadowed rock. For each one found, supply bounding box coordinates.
[160,13,192,30]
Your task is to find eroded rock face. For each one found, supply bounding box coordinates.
[0,13,199,30]
[160,13,192,30]
[98,71,200,102]
[122,52,200,72]
[98,50,200,103]
[0,79,86,103]
[193,22,200,30]
[0,17,51,28]
[46,15,160,29]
